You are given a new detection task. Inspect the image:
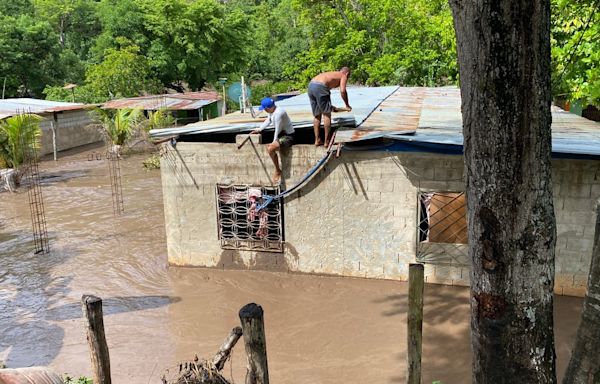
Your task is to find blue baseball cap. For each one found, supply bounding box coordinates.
[259,97,275,111]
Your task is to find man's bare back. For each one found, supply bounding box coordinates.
[312,71,345,89]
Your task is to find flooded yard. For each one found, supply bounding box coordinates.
[0,144,582,383]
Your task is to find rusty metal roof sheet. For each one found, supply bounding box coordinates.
[103,92,220,111]
[149,86,398,138]
[0,98,87,119]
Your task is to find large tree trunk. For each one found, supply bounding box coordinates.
[562,204,600,384]
[448,1,556,383]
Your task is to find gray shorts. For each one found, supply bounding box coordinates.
[278,133,294,148]
[308,81,331,116]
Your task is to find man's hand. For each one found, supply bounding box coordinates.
[332,106,352,112]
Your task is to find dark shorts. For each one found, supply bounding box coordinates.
[308,81,331,116]
[278,133,294,148]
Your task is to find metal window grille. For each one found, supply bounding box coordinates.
[416,191,469,265]
[216,184,284,252]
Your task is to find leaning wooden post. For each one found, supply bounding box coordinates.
[407,263,424,384]
[81,295,111,384]
[239,303,269,384]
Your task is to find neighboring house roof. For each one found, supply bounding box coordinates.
[0,98,87,119]
[102,92,220,111]
[149,86,600,158]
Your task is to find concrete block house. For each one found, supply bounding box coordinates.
[151,87,600,297]
[0,98,101,157]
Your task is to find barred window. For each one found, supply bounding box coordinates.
[216,184,284,252]
[418,192,467,244]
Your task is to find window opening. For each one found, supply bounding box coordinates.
[216,184,283,252]
[417,191,469,265]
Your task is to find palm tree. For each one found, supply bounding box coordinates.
[146,108,175,131]
[0,114,42,169]
[95,108,143,155]
[0,114,42,190]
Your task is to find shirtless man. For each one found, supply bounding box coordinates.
[307,67,352,147]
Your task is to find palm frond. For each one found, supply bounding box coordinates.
[0,114,43,169]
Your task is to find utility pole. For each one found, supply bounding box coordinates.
[2,77,6,99]
[218,77,227,116]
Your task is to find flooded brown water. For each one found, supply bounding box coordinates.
[0,144,583,383]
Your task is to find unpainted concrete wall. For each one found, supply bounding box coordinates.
[39,110,102,156]
[160,138,600,297]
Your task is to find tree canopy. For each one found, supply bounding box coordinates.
[0,0,596,107]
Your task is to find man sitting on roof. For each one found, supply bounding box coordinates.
[252,97,295,182]
[308,67,352,147]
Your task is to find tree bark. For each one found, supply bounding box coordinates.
[448,1,556,383]
[213,326,243,371]
[562,203,600,384]
[81,295,112,384]
[239,303,269,384]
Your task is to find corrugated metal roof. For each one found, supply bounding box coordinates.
[385,87,600,158]
[103,92,220,111]
[149,86,398,138]
[0,98,87,119]
[149,85,600,157]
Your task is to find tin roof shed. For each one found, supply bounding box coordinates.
[102,92,220,111]
[0,98,87,120]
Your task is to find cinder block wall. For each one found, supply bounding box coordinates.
[553,159,600,296]
[39,110,102,156]
[160,138,599,297]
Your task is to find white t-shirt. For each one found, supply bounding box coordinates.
[259,107,294,143]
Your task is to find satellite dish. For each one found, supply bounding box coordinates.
[227,82,252,102]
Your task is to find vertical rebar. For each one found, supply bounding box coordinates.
[21,117,49,254]
[107,146,124,215]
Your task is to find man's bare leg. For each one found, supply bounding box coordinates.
[313,115,323,146]
[323,113,332,147]
[267,142,282,181]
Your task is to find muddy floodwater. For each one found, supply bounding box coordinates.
[0,144,583,383]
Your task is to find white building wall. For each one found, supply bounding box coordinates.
[160,138,600,297]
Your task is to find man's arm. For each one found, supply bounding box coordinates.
[339,74,351,110]
[252,115,272,134]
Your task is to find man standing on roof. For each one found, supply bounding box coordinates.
[308,67,352,147]
[252,97,295,181]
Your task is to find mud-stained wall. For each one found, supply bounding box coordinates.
[39,110,102,156]
[160,137,600,297]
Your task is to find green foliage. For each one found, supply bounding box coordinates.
[0,14,61,97]
[249,81,297,104]
[551,0,599,107]
[95,108,144,146]
[142,153,161,170]
[0,114,42,169]
[275,0,457,87]
[1,0,596,107]
[84,41,161,102]
[146,109,175,131]
[63,375,93,384]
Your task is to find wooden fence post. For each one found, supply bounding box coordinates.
[239,303,269,384]
[407,263,424,384]
[81,295,111,384]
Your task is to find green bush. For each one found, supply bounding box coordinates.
[63,375,93,384]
